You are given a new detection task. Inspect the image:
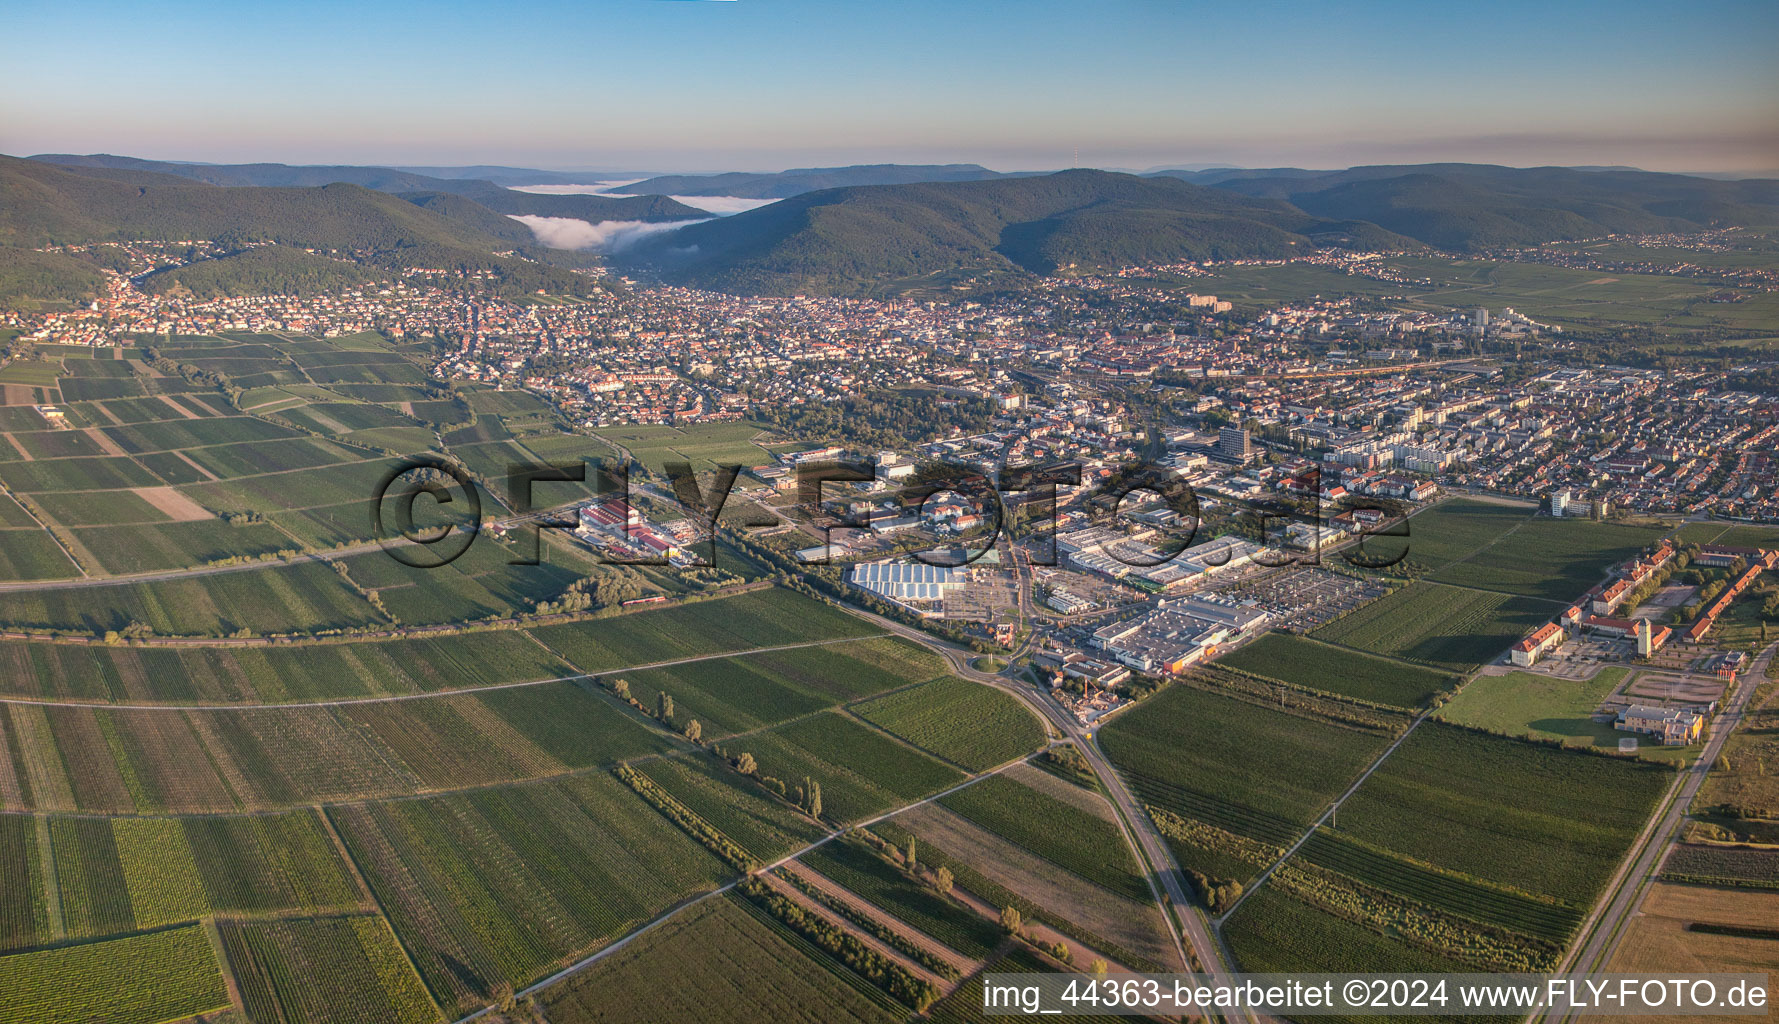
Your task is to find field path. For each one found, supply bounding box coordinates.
[129,485,211,521]
[83,427,126,457]
[156,395,203,419]
[168,449,220,481]
[781,863,975,978]
[2,433,33,461]
[760,871,958,990]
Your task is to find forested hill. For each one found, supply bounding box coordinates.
[1,155,526,249]
[1150,163,1779,250]
[620,164,1779,295]
[0,156,609,301]
[31,154,706,225]
[610,163,1023,199]
[619,169,1417,295]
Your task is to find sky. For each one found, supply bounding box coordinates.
[6,0,1778,176]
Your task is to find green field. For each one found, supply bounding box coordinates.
[537,893,903,1024]
[797,835,1004,961]
[727,712,965,824]
[219,915,441,1024]
[1225,884,1485,982]
[1313,581,1560,673]
[1430,516,1666,602]
[6,681,674,812]
[849,675,1046,770]
[0,924,230,1024]
[1330,722,1673,905]
[0,628,573,703]
[635,754,828,862]
[614,636,941,738]
[331,773,734,1013]
[1395,500,1532,571]
[596,421,783,474]
[1436,667,1694,759]
[1099,677,1401,876]
[1217,631,1457,707]
[938,773,1149,900]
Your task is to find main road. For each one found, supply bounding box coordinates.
[851,605,1256,1024]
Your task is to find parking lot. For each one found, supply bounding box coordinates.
[1221,567,1389,633]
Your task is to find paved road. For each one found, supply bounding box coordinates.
[854,607,1254,1022]
[1543,641,1774,1019]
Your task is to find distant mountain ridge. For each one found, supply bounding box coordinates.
[27,154,706,224]
[7,154,1779,302]
[609,163,1033,199]
[620,169,1421,295]
[0,156,613,301]
[31,154,589,189]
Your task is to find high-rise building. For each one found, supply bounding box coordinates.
[1218,425,1252,463]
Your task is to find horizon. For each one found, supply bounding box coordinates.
[15,153,1779,183]
[6,0,1777,175]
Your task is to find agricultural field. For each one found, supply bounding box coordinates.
[1383,256,1779,334]
[1430,515,1666,602]
[891,802,1178,970]
[1295,828,1585,942]
[849,675,1045,770]
[0,629,572,703]
[634,754,828,862]
[796,834,1006,961]
[0,559,386,635]
[611,636,937,738]
[1216,631,1458,707]
[536,893,903,1024]
[527,586,882,672]
[329,773,733,1013]
[938,773,1148,901]
[5,681,672,812]
[1312,580,1562,673]
[1700,697,1779,821]
[724,712,965,825]
[1329,722,1673,905]
[1392,499,1532,572]
[1224,884,1482,976]
[1099,679,1401,855]
[1662,843,1779,887]
[1603,882,1779,978]
[594,421,784,475]
[0,923,230,1024]
[41,810,364,937]
[219,915,441,1024]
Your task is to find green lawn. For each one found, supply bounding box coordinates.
[1434,667,1699,762]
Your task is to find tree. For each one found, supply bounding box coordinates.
[904,836,917,869]
[610,678,630,699]
[735,752,757,775]
[658,692,674,721]
[999,906,1023,935]
[808,779,823,819]
[931,865,954,896]
[1090,958,1109,978]
[683,719,702,743]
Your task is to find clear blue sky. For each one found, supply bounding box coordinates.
[6,0,1777,174]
